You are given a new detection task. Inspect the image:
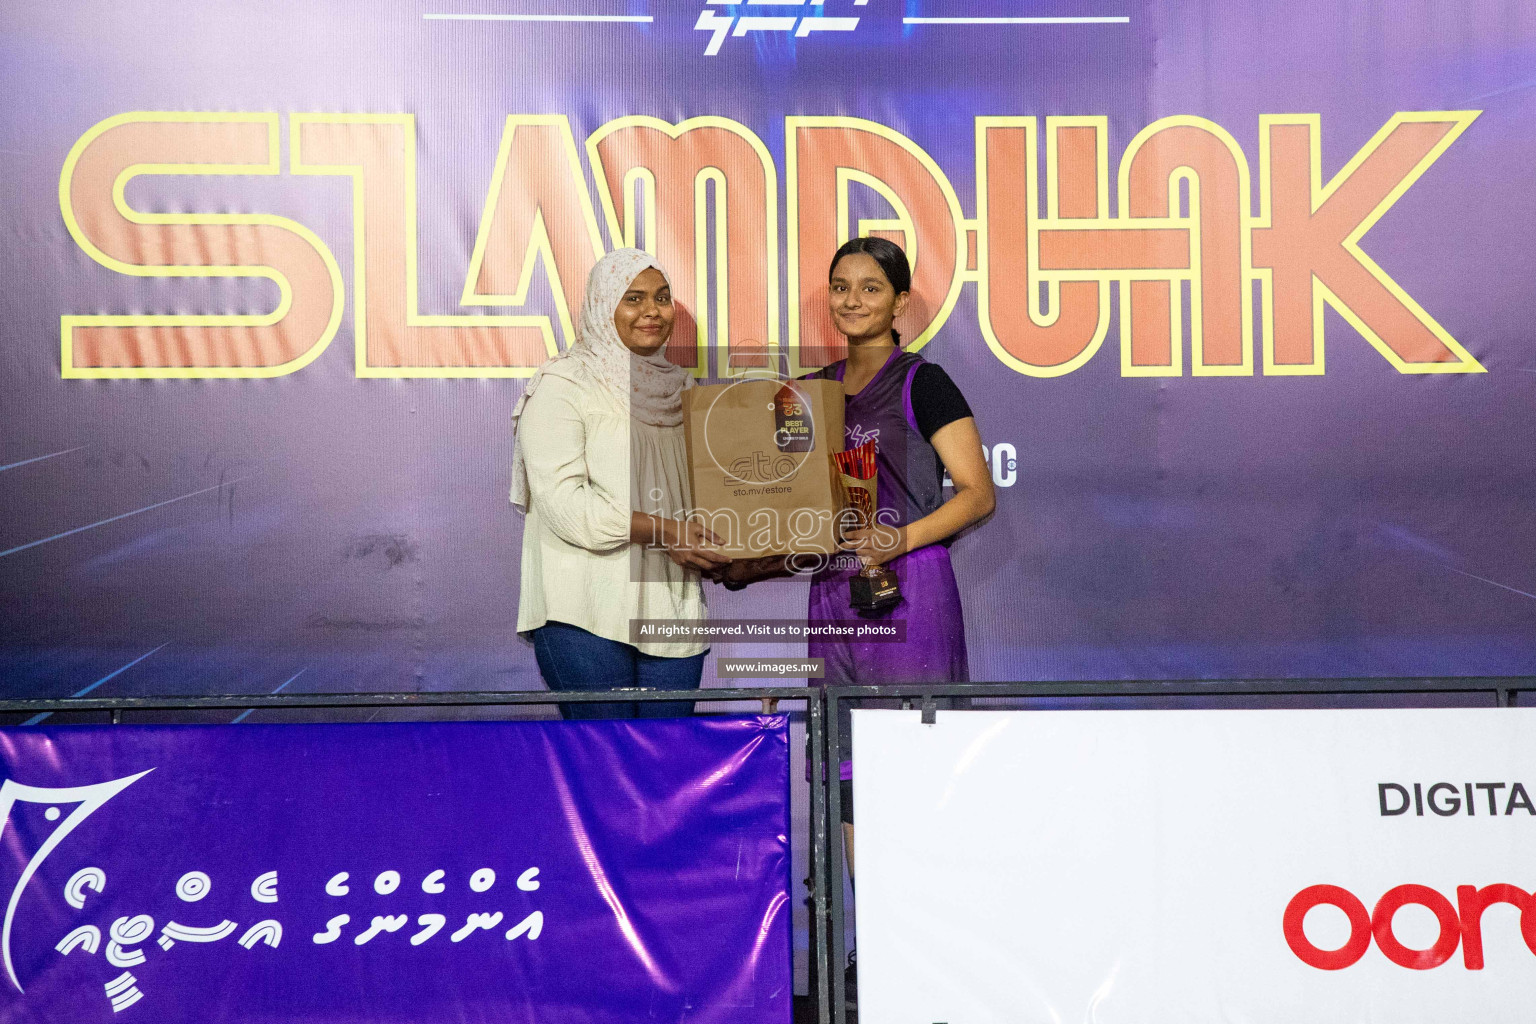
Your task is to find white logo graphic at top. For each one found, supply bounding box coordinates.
[0,771,153,993]
[846,423,880,450]
[696,0,868,55]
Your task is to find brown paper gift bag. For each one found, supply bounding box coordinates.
[682,378,845,558]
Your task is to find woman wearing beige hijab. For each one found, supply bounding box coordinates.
[511,249,727,718]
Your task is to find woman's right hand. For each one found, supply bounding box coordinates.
[715,554,792,589]
[659,518,731,574]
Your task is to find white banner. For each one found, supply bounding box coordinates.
[853,708,1536,1023]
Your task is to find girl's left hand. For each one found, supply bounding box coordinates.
[839,525,906,566]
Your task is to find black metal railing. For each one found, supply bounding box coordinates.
[3,676,1530,1024]
[819,677,1528,1024]
[0,686,833,1024]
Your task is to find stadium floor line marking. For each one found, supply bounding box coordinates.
[23,644,169,726]
[0,478,251,559]
[232,669,308,723]
[1460,76,1536,105]
[904,16,1130,24]
[0,446,86,474]
[1443,565,1536,602]
[424,14,653,22]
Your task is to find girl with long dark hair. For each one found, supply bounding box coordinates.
[808,236,994,703]
[722,237,993,1007]
[815,236,995,1006]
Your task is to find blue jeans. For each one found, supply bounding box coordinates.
[531,621,704,720]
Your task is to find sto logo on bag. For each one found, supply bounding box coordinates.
[1284,883,1536,971]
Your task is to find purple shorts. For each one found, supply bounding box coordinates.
[806,542,970,782]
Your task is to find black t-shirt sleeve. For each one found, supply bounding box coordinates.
[911,362,973,441]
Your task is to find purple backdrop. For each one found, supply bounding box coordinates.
[0,715,791,1023]
[2,1,1535,697]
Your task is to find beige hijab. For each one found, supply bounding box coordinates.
[510,248,691,513]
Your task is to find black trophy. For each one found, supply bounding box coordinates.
[835,442,901,615]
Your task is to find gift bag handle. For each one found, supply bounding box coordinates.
[724,345,792,382]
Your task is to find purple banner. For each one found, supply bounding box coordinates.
[0,716,791,1023]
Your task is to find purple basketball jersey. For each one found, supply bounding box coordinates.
[804,348,970,698]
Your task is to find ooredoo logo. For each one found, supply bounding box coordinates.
[1284,883,1536,971]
